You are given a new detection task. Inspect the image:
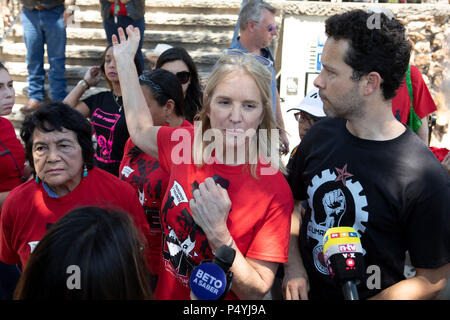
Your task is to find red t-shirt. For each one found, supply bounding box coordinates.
[0,118,26,192]
[109,1,127,16]
[153,126,294,300]
[118,120,192,275]
[0,167,150,268]
[391,65,437,124]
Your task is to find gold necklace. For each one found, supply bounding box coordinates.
[112,91,123,112]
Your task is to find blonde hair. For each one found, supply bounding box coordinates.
[193,53,284,178]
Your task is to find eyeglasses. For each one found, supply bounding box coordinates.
[294,111,322,126]
[222,49,273,68]
[266,24,277,32]
[176,71,191,85]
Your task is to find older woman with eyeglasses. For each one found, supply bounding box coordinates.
[0,102,150,273]
[112,26,293,300]
[155,47,203,123]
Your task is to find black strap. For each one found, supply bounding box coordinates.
[0,140,27,183]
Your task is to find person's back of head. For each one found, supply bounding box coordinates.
[14,206,152,300]
[324,9,411,101]
[238,0,276,31]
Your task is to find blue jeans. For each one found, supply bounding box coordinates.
[103,15,145,69]
[21,6,67,102]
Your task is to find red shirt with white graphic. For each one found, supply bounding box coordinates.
[119,120,192,275]
[0,167,150,268]
[154,126,293,300]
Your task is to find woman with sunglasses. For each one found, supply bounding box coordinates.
[155,47,203,123]
[113,26,293,300]
[63,44,142,177]
[119,69,192,290]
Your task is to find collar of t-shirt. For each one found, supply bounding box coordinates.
[42,181,59,198]
[232,36,274,62]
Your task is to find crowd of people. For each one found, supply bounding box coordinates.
[0,0,449,300]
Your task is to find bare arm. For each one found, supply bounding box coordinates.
[282,203,309,300]
[112,26,160,159]
[416,116,429,145]
[369,263,450,300]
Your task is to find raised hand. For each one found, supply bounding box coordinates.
[84,66,101,87]
[111,25,140,63]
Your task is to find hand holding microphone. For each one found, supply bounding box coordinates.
[322,226,365,300]
[190,244,236,300]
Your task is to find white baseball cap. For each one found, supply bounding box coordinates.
[287,88,325,118]
[145,43,173,61]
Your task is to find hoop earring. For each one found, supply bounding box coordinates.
[83,164,88,178]
[35,176,39,183]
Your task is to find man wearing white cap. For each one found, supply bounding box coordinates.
[287,88,326,141]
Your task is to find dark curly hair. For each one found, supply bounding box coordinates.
[20,102,95,173]
[325,9,411,100]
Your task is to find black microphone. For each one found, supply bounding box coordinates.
[189,244,236,300]
[323,227,365,300]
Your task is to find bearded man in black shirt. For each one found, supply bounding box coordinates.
[283,9,449,300]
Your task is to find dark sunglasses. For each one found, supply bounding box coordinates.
[176,71,191,85]
[266,24,277,32]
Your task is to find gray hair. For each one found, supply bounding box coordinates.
[238,0,276,31]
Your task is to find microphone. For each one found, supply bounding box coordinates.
[323,226,365,300]
[189,244,236,300]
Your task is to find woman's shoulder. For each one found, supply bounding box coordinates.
[0,117,14,131]
[3,179,39,206]
[86,167,137,193]
[82,90,112,106]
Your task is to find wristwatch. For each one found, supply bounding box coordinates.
[78,79,90,90]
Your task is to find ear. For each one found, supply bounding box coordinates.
[164,99,175,118]
[362,71,382,97]
[248,20,258,33]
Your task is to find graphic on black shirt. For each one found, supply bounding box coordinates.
[306,166,368,275]
[91,108,121,163]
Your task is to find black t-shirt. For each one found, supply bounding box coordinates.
[287,118,450,300]
[83,91,129,177]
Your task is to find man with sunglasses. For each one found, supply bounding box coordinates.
[230,0,289,155]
